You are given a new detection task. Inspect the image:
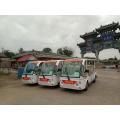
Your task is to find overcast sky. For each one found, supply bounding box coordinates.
[0,15,120,59]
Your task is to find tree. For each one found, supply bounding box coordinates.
[42,48,52,53]
[57,47,73,57]
[57,48,63,55]
[63,47,73,57]
[19,48,24,54]
[4,50,15,58]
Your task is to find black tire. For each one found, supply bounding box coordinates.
[93,75,97,83]
[84,81,89,91]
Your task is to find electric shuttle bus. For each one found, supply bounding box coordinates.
[38,60,63,86]
[60,58,97,90]
[22,61,44,84]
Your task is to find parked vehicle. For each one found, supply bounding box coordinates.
[22,61,44,84]
[60,58,97,90]
[38,60,63,86]
[17,67,24,79]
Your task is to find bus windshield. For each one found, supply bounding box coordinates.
[40,62,57,76]
[24,62,37,74]
[61,61,84,78]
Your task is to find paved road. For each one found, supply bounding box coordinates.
[0,69,120,105]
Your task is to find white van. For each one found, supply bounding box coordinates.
[60,58,97,90]
[38,60,63,86]
[22,61,44,84]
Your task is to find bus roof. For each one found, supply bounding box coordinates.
[64,58,83,62]
[42,60,63,63]
[28,61,45,65]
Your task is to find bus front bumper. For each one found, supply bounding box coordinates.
[38,78,58,86]
[60,81,84,90]
[22,79,37,84]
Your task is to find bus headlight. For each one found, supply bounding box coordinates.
[60,81,64,85]
[75,81,81,86]
[48,79,52,84]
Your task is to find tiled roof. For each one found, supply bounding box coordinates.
[96,22,119,32]
[80,31,98,39]
[13,51,72,61]
[17,54,36,62]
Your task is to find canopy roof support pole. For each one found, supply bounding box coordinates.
[95,50,99,62]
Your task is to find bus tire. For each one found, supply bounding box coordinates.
[93,75,97,83]
[84,81,89,91]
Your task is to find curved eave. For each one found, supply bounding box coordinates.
[96,22,119,33]
[77,42,86,47]
[93,37,102,43]
[80,31,98,39]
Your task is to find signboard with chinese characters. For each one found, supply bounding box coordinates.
[101,32,114,42]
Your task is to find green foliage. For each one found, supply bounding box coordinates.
[63,47,73,57]
[19,48,24,54]
[42,48,52,53]
[4,50,16,58]
[57,48,63,55]
[57,47,73,57]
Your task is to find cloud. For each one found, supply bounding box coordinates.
[0,15,120,59]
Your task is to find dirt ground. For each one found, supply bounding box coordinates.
[0,69,120,105]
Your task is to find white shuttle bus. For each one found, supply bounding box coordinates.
[38,60,63,86]
[22,61,44,84]
[60,58,97,90]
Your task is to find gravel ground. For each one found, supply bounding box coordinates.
[0,69,120,105]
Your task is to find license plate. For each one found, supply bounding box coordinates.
[63,80,76,84]
[40,78,48,82]
[23,77,30,80]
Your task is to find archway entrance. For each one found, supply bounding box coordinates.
[77,22,120,61]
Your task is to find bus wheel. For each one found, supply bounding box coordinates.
[84,81,89,91]
[93,75,97,83]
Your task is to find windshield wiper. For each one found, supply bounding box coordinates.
[41,70,45,79]
[66,67,70,80]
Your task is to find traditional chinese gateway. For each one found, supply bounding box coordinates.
[77,22,120,60]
